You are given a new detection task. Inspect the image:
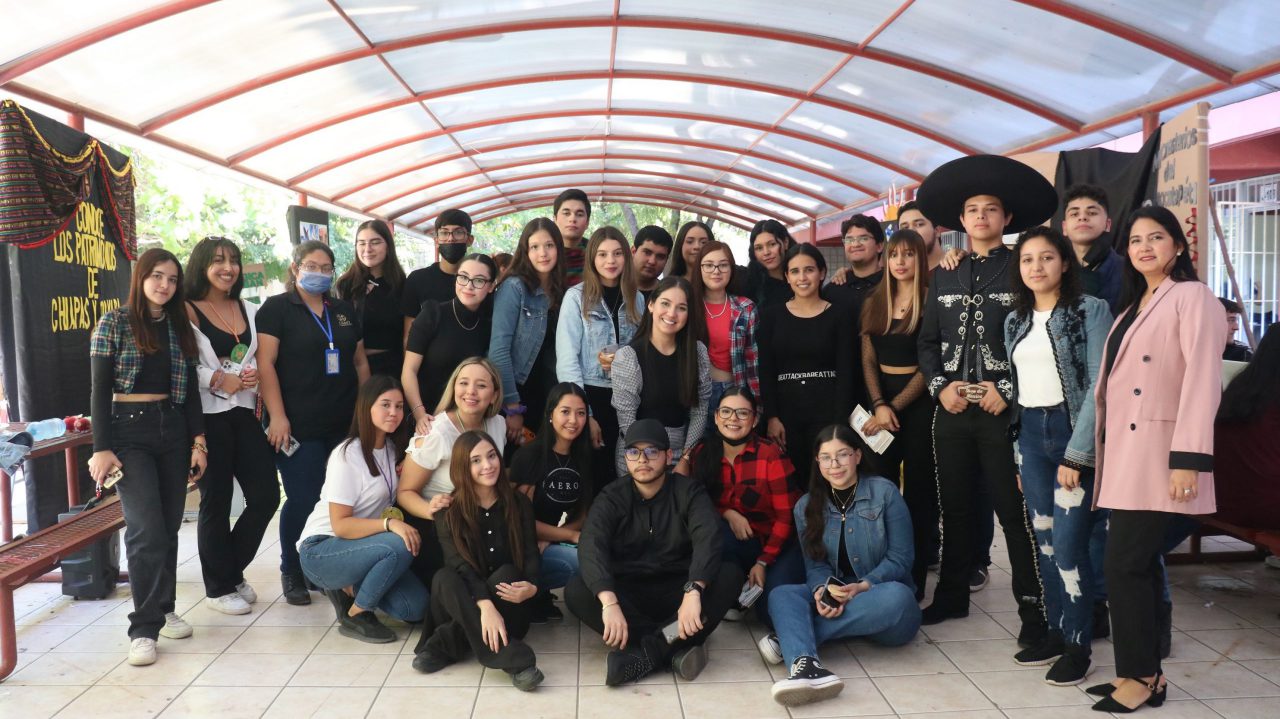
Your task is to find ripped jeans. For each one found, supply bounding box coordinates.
[1018,405,1098,650]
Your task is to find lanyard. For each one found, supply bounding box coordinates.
[372,444,395,501]
[309,303,335,350]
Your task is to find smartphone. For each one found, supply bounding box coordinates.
[263,425,300,456]
[819,576,845,609]
[102,466,123,489]
[661,615,706,644]
[738,581,764,609]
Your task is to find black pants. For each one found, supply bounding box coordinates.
[931,406,1043,621]
[197,407,280,598]
[585,385,620,493]
[565,562,744,660]
[418,564,536,672]
[1107,509,1174,678]
[111,401,190,640]
[865,381,936,595]
[365,350,403,380]
[398,509,445,591]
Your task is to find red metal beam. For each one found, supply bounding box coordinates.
[0,0,217,85]
[1013,0,1235,82]
[376,151,856,221]
[472,198,752,232]
[225,71,960,171]
[129,15,1080,137]
[463,191,761,230]
[384,169,817,219]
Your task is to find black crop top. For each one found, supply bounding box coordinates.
[869,320,919,367]
[862,319,926,412]
[133,324,172,394]
[189,301,246,359]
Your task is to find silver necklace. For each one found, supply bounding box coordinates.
[704,296,729,319]
[452,299,479,331]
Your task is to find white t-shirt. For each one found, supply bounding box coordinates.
[405,412,507,499]
[1012,309,1066,408]
[297,438,400,550]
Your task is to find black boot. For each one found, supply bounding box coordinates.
[1016,597,1048,649]
[1092,600,1110,640]
[281,571,311,606]
[1158,601,1173,659]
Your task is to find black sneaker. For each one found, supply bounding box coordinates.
[1044,643,1092,686]
[969,567,989,592]
[1014,632,1064,666]
[281,572,311,606]
[771,656,844,706]
[510,666,545,692]
[339,610,397,643]
[605,635,662,686]
[412,648,452,674]
[323,589,353,621]
[1092,600,1110,640]
[671,643,708,681]
[1017,617,1048,649]
[528,592,564,624]
[920,603,969,625]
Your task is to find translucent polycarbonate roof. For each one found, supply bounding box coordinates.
[4,0,1279,232]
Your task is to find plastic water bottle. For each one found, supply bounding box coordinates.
[26,418,67,442]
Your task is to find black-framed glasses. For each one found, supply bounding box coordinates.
[842,234,876,245]
[817,450,856,468]
[623,447,665,461]
[455,273,491,289]
[435,228,469,242]
[700,261,732,274]
[716,407,753,420]
[299,262,334,274]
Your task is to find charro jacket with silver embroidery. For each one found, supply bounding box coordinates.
[917,245,1017,403]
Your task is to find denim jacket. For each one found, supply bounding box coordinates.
[555,283,645,389]
[793,475,915,593]
[488,277,552,406]
[1003,295,1112,468]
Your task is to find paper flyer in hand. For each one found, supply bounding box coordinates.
[849,405,893,455]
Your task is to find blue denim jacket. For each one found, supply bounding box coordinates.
[1003,295,1112,468]
[555,283,645,389]
[793,475,915,593]
[488,277,552,406]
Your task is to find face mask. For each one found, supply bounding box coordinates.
[717,425,753,446]
[439,243,467,264]
[297,271,333,295]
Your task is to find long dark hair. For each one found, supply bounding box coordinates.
[1117,206,1199,313]
[688,240,739,302]
[520,382,593,518]
[744,219,795,300]
[184,236,244,300]
[343,375,404,477]
[630,276,704,408]
[445,430,526,572]
[128,248,198,357]
[861,229,928,336]
[671,221,715,278]
[335,220,405,301]
[1008,226,1083,317]
[691,386,760,496]
[502,217,566,309]
[1218,324,1279,424]
[801,424,870,561]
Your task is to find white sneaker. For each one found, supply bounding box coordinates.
[235,581,258,604]
[127,637,157,666]
[757,633,783,665]
[724,607,744,622]
[159,612,193,639]
[206,592,252,615]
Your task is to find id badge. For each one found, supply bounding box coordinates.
[324,348,340,375]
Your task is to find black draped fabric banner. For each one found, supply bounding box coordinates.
[1053,129,1162,253]
[0,100,134,531]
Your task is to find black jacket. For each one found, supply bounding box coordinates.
[436,493,540,601]
[918,245,1017,403]
[578,473,721,595]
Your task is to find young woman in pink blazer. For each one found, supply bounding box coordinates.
[1088,206,1227,713]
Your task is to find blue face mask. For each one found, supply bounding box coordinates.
[297,271,333,295]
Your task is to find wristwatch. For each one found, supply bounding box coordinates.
[682,581,703,596]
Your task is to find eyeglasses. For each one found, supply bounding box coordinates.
[842,235,876,245]
[299,262,334,274]
[435,228,469,242]
[455,273,491,289]
[716,407,753,420]
[623,447,666,461]
[700,262,732,274]
[817,450,857,468]
[355,238,385,248]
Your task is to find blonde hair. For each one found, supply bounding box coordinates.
[581,226,642,325]
[435,357,504,418]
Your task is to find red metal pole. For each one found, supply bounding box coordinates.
[64,447,80,508]
[0,469,12,543]
[1142,111,1159,140]
[66,112,84,132]
[296,193,309,207]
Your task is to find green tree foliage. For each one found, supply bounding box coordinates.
[475,202,744,250]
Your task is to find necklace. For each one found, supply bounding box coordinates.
[553,451,572,470]
[704,297,729,319]
[204,299,242,344]
[450,409,480,432]
[830,483,858,514]
[452,299,479,331]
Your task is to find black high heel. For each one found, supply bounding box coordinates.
[1090,674,1165,713]
[1085,682,1117,697]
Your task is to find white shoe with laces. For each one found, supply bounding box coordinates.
[127,637,157,666]
[206,592,252,615]
[159,612,192,639]
[235,581,258,604]
[757,633,783,665]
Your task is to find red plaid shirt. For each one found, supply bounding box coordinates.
[693,435,798,566]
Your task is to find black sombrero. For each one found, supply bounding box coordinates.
[915,154,1058,234]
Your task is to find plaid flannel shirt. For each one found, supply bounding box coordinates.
[90,308,192,403]
[727,295,760,399]
[694,435,798,566]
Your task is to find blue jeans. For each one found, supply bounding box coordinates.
[299,533,428,621]
[1018,406,1097,647]
[277,435,342,574]
[718,520,806,626]
[539,542,579,590]
[769,581,920,668]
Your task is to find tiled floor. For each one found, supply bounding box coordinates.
[4,517,1279,718]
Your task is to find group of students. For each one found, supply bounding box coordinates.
[85,161,1259,709]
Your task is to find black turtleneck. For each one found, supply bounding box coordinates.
[601,283,624,339]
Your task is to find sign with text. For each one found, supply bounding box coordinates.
[1154,102,1211,278]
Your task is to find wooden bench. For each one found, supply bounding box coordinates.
[0,427,95,542]
[0,493,124,682]
[1166,515,1280,565]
